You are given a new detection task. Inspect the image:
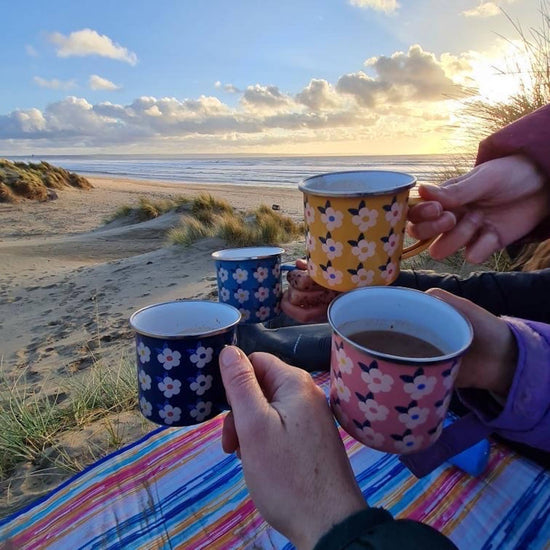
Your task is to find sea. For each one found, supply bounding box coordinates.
[4,154,469,189]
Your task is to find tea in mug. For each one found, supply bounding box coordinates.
[347,329,444,358]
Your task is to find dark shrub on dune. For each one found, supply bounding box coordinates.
[0,159,93,202]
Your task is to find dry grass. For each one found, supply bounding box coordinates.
[0,159,92,202]
[0,356,137,481]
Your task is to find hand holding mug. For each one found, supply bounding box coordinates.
[425,289,517,398]
[281,258,340,323]
[220,347,366,549]
[407,155,550,264]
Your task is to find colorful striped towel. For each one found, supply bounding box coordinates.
[1,373,549,549]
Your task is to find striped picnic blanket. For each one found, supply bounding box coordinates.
[1,372,549,549]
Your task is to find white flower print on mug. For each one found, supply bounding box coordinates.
[139,369,152,391]
[359,361,394,393]
[233,268,249,284]
[396,402,430,429]
[218,267,229,283]
[159,404,182,425]
[137,342,151,364]
[157,348,181,370]
[190,401,212,423]
[401,368,437,400]
[383,197,404,228]
[253,266,269,283]
[139,397,152,417]
[190,374,213,396]
[334,376,351,402]
[392,431,424,453]
[318,201,344,231]
[357,393,390,422]
[254,286,270,302]
[349,201,378,232]
[158,376,182,398]
[234,288,250,304]
[190,345,213,368]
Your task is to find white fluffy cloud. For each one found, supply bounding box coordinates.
[33,76,77,90]
[89,75,121,91]
[348,0,399,13]
[0,43,483,151]
[462,0,518,18]
[48,29,138,65]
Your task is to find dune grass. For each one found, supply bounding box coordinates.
[168,198,305,247]
[0,159,92,202]
[0,356,137,481]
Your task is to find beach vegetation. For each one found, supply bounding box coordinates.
[168,199,304,247]
[0,357,137,481]
[167,217,216,245]
[0,159,92,202]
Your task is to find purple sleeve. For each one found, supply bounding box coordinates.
[476,103,550,180]
[457,317,550,451]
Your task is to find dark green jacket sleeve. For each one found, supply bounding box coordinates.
[395,268,550,323]
[313,508,457,550]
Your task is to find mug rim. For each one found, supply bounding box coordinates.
[327,286,473,365]
[212,246,285,261]
[129,300,241,340]
[298,169,417,197]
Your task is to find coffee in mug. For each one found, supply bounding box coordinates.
[327,287,473,454]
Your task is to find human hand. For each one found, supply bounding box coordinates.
[219,346,366,550]
[426,289,517,397]
[281,258,340,323]
[407,154,550,263]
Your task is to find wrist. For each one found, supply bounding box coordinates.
[488,323,518,398]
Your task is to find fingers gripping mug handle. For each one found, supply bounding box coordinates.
[401,192,436,259]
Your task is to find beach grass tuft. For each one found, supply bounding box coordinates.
[0,357,137,481]
[0,159,93,202]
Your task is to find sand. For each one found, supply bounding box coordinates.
[0,176,304,517]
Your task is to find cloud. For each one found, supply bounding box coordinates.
[48,29,138,65]
[462,2,501,17]
[89,75,121,91]
[348,0,399,13]
[33,76,77,90]
[336,45,473,106]
[0,44,481,151]
[215,81,241,93]
[295,79,342,111]
[241,84,293,111]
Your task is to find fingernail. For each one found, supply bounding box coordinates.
[420,183,441,194]
[424,202,442,217]
[220,346,242,368]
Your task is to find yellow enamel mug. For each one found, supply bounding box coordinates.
[298,170,431,292]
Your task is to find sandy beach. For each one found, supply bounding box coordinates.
[0,176,304,516]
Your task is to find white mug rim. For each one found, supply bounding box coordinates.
[129,300,241,340]
[327,286,473,365]
[298,170,416,197]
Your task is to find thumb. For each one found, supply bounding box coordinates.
[219,346,268,423]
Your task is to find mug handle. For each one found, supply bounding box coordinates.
[401,189,437,259]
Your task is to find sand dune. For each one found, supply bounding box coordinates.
[0,176,303,515]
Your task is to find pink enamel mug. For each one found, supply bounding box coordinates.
[327,287,473,454]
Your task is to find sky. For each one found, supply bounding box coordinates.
[0,0,544,156]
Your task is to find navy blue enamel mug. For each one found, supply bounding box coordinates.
[212,246,284,324]
[129,300,241,426]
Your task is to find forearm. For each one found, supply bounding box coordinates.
[395,268,550,322]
